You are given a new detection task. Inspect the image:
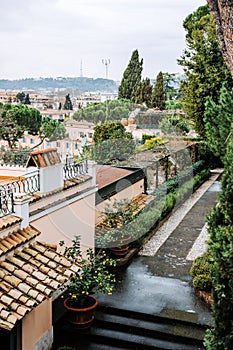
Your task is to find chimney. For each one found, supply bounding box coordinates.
[13,193,31,229]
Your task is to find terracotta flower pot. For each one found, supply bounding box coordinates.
[109,236,131,258]
[64,296,98,329]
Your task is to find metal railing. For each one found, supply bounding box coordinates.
[0,170,40,217]
[63,159,88,180]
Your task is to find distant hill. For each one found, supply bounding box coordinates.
[0,77,118,92]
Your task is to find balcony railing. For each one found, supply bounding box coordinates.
[0,171,40,217]
[63,159,88,180]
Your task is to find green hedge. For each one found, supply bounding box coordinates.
[190,252,214,292]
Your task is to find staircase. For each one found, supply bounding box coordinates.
[54,305,208,350]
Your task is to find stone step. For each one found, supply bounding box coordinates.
[92,305,206,349]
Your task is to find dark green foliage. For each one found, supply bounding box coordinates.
[0,103,42,148]
[16,92,25,103]
[90,121,135,163]
[159,114,190,135]
[118,50,143,101]
[63,93,73,110]
[24,93,31,105]
[73,99,131,124]
[204,82,233,160]
[151,71,166,110]
[93,121,131,144]
[41,117,66,142]
[190,252,214,292]
[163,72,181,101]
[90,138,135,164]
[165,100,183,110]
[133,77,152,106]
[204,129,233,350]
[178,5,233,137]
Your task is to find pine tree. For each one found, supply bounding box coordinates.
[118,49,143,101]
[133,77,152,107]
[178,5,233,137]
[151,71,166,110]
[63,94,73,110]
[204,83,233,159]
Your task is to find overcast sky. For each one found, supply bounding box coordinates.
[1,0,206,81]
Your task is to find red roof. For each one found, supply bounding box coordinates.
[96,165,132,189]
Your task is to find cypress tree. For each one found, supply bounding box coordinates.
[133,77,152,107]
[151,71,166,110]
[118,49,143,101]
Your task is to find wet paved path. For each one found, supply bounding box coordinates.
[98,171,222,326]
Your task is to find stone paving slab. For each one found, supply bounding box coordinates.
[139,170,222,257]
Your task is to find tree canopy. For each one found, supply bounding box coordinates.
[178,5,233,137]
[151,71,166,110]
[118,49,143,101]
[89,121,135,164]
[73,99,132,124]
[0,103,42,148]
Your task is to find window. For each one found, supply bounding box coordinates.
[30,138,34,145]
[66,142,70,149]
[22,137,26,143]
[74,143,78,150]
[56,141,60,148]
[88,132,93,139]
[79,131,84,137]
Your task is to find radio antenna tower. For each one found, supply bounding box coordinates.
[102,59,110,79]
[80,59,83,77]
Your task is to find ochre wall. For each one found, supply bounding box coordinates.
[22,299,52,350]
[31,192,95,250]
[95,179,144,224]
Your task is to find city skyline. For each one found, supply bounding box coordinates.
[1,0,206,81]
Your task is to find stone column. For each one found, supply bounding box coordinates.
[87,160,97,187]
[13,193,31,229]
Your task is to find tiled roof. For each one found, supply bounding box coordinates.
[0,227,79,331]
[96,165,133,190]
[0,225,40,257]
[26,148,61,168]
[0,215,22,230]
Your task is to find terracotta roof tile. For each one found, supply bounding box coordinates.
[0,227,81,331]
[26,148,61,168]
[0,215,22,230]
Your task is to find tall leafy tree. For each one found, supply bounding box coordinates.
[118,49,143,101]
[178,5,233,137]
[133,77,152,107]
[204,82,233,159]
[0,103,42,148]
[90,121,135,164]
[32,117,66,149]
[151,71,166,110]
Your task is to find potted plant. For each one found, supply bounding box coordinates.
[95,198,139,257]
[59,236,116,329]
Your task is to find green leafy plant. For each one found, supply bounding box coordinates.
[190,252,214,292]
[59,236,116,307]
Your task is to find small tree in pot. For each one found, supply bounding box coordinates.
[60,236,116,328]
